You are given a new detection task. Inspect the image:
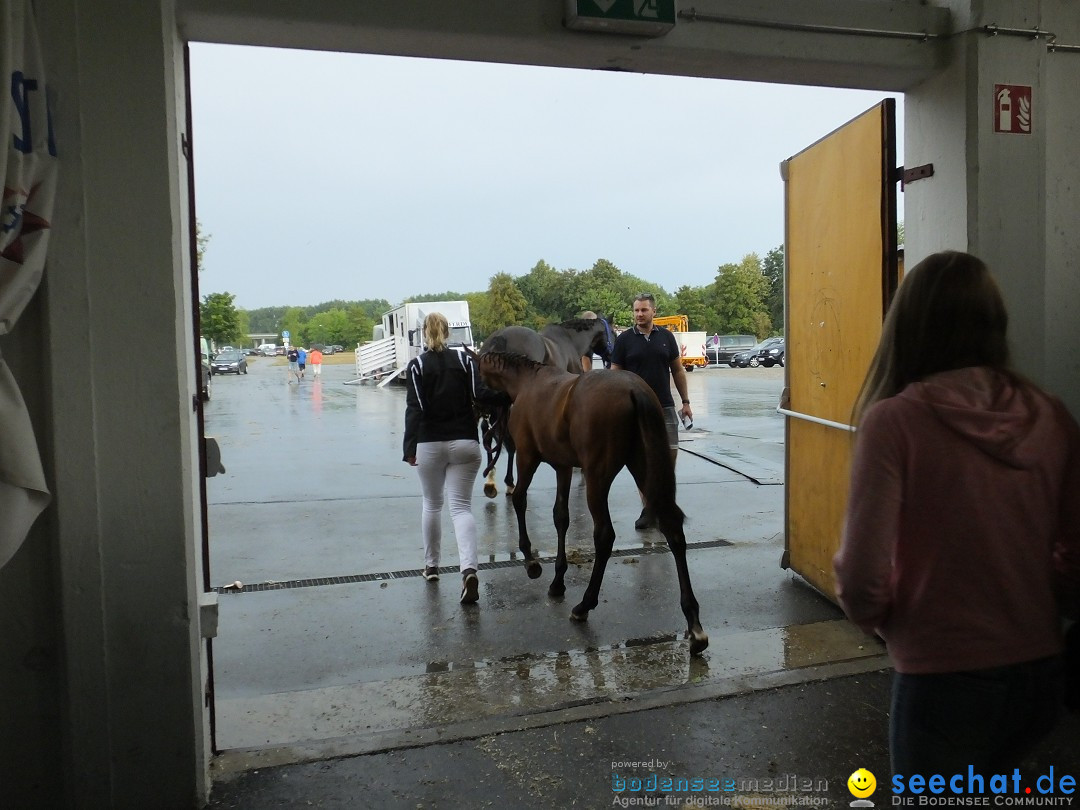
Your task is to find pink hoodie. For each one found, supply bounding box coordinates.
[834,367,1080,674]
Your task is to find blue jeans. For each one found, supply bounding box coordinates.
[890,656,1064,783]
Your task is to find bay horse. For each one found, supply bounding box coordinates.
[472,349,708,656]
[479,317,613,497]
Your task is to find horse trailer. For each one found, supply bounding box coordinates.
[350,300,474,386]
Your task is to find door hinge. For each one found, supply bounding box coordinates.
[900,163,934,189]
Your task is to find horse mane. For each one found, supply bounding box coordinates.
[555,318,600,332]
[480,350,546,373]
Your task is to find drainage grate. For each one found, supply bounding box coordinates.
[215,538,732,594]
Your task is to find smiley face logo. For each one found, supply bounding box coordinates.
[847,768,877,798]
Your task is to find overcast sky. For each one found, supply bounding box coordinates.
[189,44,903,312]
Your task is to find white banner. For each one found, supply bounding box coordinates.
[0,0,58,569]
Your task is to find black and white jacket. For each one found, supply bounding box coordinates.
[402,348,485,460]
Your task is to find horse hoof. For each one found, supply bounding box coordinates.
[569,609,588,622]
[526,560,543,579]
[548,584,565,598]
[505,486,515,497]
[483,484,497,499]
[688,632,709,656]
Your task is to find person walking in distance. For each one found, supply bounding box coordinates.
[609,292,693,529]
[309,346,323,378]
[286,345,300,384]
[834,251,1080,781]
[297,345,307,380]
[403,312,487,605]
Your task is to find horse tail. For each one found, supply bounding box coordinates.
[630,388,684,525]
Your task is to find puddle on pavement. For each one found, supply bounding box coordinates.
[215,619,883,749]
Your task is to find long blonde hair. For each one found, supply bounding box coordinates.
[853,251,1011,423]
[423,312,450,352]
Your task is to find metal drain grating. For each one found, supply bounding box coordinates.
[215,538,733,594]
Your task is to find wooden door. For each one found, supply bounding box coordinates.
[780,100,898,601]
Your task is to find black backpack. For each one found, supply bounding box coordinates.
[287,348,298,362]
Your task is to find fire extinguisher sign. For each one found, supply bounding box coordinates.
[993,84,1033,134]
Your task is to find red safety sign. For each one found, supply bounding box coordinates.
[994,84,1032,134]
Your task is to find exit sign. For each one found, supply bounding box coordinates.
[564,0,677,36]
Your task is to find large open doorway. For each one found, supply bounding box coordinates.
[187,43,903,761]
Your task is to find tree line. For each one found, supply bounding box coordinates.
[199,246,786,348]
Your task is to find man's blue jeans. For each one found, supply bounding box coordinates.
[890,655,1064,783]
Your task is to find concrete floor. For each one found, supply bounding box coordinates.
[201,356,1080,807]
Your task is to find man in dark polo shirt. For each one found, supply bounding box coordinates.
[610,292,694,529]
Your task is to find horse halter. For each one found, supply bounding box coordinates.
[599,318,615,368]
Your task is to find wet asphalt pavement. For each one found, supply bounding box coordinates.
[201,354,1080,807]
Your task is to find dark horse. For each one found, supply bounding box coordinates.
[479,317,613,497]
[473,349,709,656]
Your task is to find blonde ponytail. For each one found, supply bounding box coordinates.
[424,312,449,352]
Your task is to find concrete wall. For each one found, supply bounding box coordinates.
[2,0,1078,806]
[1043,3,1080,409]
[905,0,1080,412]
[2,0,207,805]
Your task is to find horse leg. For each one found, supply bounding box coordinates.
[656,507,709,656]
[570,473,616,621]
[503,436,516,496]
[549,466,572,597]
[483,468,498,499]
[511,455,543,580]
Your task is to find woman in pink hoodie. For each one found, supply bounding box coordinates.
[834,251,1080,780]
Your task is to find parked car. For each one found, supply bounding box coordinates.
[731,346,761,368]
[210,349,248,375]
[756,337,785,367]
[199,339,212,401]
[705,334,758,367]
[328,344,344,354]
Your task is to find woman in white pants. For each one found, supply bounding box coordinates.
[403,312,483,605]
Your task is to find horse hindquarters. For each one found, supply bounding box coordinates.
[630,388,709,656]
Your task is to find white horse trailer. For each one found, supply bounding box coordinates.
[349,300,474,386]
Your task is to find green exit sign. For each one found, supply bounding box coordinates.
[564,0,677,36]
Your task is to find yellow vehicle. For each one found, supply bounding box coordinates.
[653,314,689,332]
[652,315,708,370]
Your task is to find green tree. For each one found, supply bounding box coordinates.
[478,272,528,337]
[406,290,469,304]
[246,306,286,334]
[709,253,772,338]
[236,310,251,347]
[305,308,350,346]
[672,285,717,333]
[195,220,210,273]
[761,245,785,334]
[514,259,564,321]
[279,306,307,347]
[575,259,633,323]
[200,292,242,346]
[345,306,376,348]
[463,292,492,341]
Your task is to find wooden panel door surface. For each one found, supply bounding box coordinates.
[781,100,897,601]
